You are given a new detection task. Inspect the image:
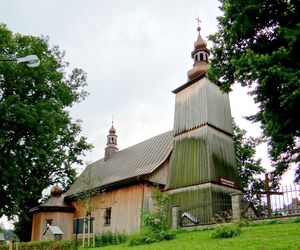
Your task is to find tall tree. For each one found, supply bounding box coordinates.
[208,0,300,182]
[0,23,92,241]
[232,121,265,202]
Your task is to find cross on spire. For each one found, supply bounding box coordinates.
[196,17,201,28]
[195,17,201,33]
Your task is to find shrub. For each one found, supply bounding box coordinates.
[234,219,251,228]
[127,230,175,246]
[211,224,241,239]
[266,220,281,225]
[128,231,157,246]
[294,217,300,223]
[0,240,76,250]
[128,187,176,246]
[94,231,127,247]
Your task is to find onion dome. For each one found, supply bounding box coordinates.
[50,185,63,196]
[187,24,210,80]
[194,27,207,49]
[109,124,116,134]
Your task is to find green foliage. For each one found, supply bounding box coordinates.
[293,217,300,223]
[208,0,300,182]
[127,229,176,246]
[0,23,92,241]
[142,187,169,233]
[266,220,281,225]
[94,231,127,247]
[128,187,175,246]
[234,219,251,228]
[75,168,104,216]
[0,240,75,250]
[211,224,241,239]
[232,121,265,203]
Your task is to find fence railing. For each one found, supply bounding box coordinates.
[253,183,300,218]
[180,200,232,226]
[177,183,300,227]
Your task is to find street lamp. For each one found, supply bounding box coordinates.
[0,55,40,68]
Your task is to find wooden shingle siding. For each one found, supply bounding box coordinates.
[147,158,169,185]
[173,77,233,136]
[166,126,237,190]
[168,183,237,224]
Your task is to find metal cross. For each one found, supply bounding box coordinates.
[196,17,201,28]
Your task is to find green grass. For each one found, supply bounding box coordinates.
[79,220,300,250]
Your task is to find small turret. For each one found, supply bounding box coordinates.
[187,21,210,80]
[104,121,118,161]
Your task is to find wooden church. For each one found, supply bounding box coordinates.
[30,25,239,241]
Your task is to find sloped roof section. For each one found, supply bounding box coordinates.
[30,194,75,213]
[66,130,173,197]
[43,226,64,235]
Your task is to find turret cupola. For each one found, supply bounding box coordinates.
[104,121,118,161]
[187,20,210,80]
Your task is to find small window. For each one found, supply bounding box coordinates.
[195,54,198,61]
[200,53,204,61]
[104,208,111,225]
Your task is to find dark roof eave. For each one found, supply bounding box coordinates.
[30,206,75,213]
[172,73,206,94]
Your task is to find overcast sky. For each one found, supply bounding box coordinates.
[2,0,263,164]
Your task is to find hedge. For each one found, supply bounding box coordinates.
[0,240,76,250]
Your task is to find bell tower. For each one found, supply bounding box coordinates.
[104,121,118,161]
[166,22,239,224]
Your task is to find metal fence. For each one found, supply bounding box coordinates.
[179,183,300,227]
[254,183,300,218]
[180,200,232,227]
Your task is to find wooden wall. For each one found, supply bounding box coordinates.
[72,183,152,234]
[31,211,74,241]
[32,182,159,241]
[147,158,169,185]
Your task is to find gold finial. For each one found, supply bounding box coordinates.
[196,17,201,32]
[112,115,114,125]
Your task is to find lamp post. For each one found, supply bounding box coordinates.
[0,55,40,67]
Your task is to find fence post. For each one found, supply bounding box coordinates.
[8,241,13,250]
[171,205,181,229]
[230,192,243,221]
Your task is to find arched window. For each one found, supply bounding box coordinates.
[200,53,203,61]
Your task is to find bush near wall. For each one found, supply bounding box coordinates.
[95,231,128,247]
[0,240,75,250]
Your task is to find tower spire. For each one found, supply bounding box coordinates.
[187,20,210,80]
[104,120,118,161]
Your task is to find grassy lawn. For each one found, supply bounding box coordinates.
[79,219,300,250]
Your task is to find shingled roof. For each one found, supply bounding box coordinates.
[30,194,75,213]
[65,130,173,198]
